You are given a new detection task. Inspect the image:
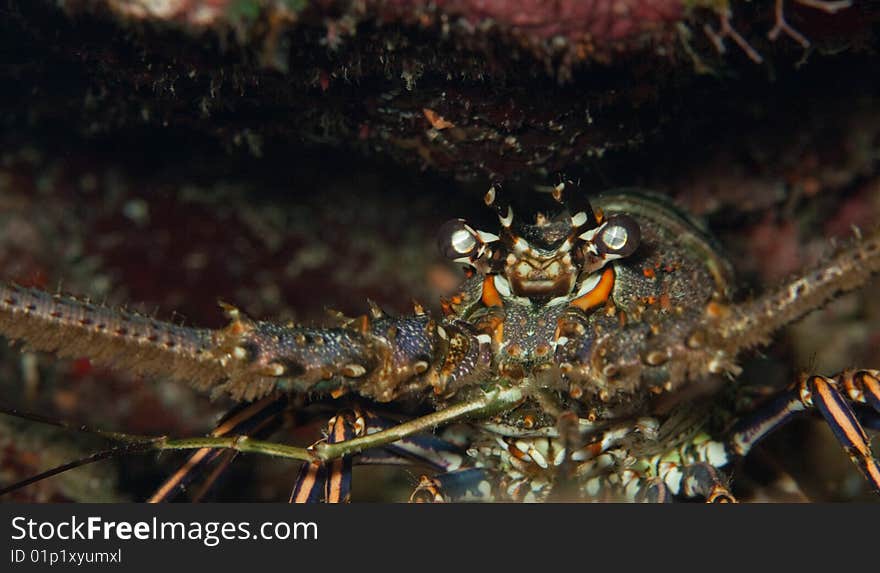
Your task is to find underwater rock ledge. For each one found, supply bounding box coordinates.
[1,0,876,181]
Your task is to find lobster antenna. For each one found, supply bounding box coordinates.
[0,405,159,497]
[0,394,293,500]
[0,442,154,497]
[709,225,880,354]
[0,404,153,442]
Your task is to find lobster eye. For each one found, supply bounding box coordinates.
[596,215,640,257]
[437,219,479,260]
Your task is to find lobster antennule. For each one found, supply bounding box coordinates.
[485,182,515,231]
[551,180,598,234]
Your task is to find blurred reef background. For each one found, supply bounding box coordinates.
[0,0,878,501]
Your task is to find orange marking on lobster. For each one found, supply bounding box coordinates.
[867,460,880,487]
[507,442,527,461]
[571,268,615,312]
[476,313,505,346]
[291,464,321,503]
[481,276,503,307]
[812,377,871,457]
[326,416,353,503]
[861,372,880,400]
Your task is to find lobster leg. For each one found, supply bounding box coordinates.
[289,461,327,503]
[295,408,478,502]
[805,375,880,491]
[840,370,880,414]
[290,410,363,503]
[727,371,880,493]
[149,394,290,502]
[292,408,471,503]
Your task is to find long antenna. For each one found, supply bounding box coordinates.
[0,443,154,497]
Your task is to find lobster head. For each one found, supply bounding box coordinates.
[437,182,641,301]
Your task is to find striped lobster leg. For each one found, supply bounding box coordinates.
[839,370,880,415]
[149,394,290,502]
[293,410,473,503]
[727,370,880,493]
[290,410,364,504]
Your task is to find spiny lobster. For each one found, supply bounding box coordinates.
[0,184,878,502]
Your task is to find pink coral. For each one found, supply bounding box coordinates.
[430,0,683,42]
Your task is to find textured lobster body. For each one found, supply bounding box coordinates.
[1,186,878,502]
